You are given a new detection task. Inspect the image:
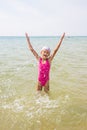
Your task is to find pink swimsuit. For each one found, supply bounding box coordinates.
[38,58,50,86]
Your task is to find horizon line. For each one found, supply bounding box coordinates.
[0,35,87,37]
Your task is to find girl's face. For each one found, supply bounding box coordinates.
[41,49,50,59]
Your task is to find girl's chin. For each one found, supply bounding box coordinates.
[42,56,47,59]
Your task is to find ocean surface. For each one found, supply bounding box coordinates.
[0,36,87,130]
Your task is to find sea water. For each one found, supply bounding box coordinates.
[0,36,87,130]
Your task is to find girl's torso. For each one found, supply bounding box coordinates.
[38,58,50,86]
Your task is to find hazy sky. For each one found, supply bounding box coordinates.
[0,0,87,36]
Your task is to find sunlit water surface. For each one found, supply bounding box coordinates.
[0,36,87,130]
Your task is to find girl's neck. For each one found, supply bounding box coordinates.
[41,58,47,64]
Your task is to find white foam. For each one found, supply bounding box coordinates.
[1,98,24,113]
[35,94,59,109]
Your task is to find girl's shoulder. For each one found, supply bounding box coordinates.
[48,57,52,64]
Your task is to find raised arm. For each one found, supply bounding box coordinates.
[25,33,40,60]
[49,33,65,61]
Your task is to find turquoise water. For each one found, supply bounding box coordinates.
[0,36,87,130]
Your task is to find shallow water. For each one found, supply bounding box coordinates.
[0,36,87,130]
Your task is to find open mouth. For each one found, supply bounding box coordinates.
[43,54,47,57]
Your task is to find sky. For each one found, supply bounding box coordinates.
[0,0,87,36]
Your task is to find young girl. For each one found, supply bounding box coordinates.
[25,33,65,93]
